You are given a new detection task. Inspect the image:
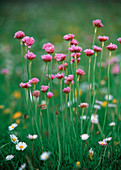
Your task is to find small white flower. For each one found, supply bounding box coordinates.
[89,148,94,154]
[80,134,89,141]
[103,137,112,142]
[108,103,116,108]
[8,123,18,131]
[18,163,26,170]
[10,134,19,144]
[16,142,27,151]
[94,104,101,110]
[27,134,38,140]
[109,122,115,127]
[95,100,103,105]
[80,115,89,120]
[105,94,113,101]
[6,155,14,161]
[40,151,51,161]
[91,114,99,124]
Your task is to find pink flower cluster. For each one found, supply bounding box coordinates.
[62,87,70,94]
[14,31,25,39]
[46,74,55,80]
[1,68,9,75]
[41,85,49,93]
[41,54,52,62]
[92,19,104,28]
[32,90,40,98]
[19,82,31,88]
[22,36,35,48]
[64,75,74,85]
[106,43,117,51]
[54,53,66,61]
[76,69,85,76]
[55,73,64,79]
[47,92,53,99]
[98,36,109,42]
[84,49,94,56]
[58,63,68,71]
[42,43,54,54]
[111,65,119,75]
[70,39,78,45]
[71,58,81,64]
[24,51,36,60]
[29,78,39,85]
[93,45,102,52]
[117,37,121,44]
[71,53,81,58]
[63,34,74,41]
[68,45,82,53]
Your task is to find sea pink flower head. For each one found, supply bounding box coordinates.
[63,33,74,41]
[84,49,94,56]
[47,92,53,99]
[106,43,117,51]
[71,58,81,64]
[97,62,107,68]
[42,43,54,54]
[79,103,88,108]
[98,36,109,42]
[41,54,52,62]
[111,64,119,75]
[46,74,55,80]
[19,82,31,88]
[117,37,121,44]
[29,78,39,85]
[1,68,9,75]
[65,75,74,82]
[22,36,35,48]
[98,141,107,146]
[92,19,104,28]
[58,65,66,71]
[93,45,102,52]
[55,73,64,79]
[76,69,85,76]
[32,90,40,98]
[54,53,66,61]
[71,53,81,58]
[64,63,68,67]
[70,39,78,45]
[107,57,118,65]
[14,31,25,39]
[41,85,49,93]
[24,51,36,60]
[68,45,82,53]
[62,87,70,94]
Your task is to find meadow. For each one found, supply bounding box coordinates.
[0,1,121,169]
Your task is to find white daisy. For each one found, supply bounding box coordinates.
[109,122,115,127]
[95,100,103,105]
[103,137,112,142]
[16,142,27,151]
[10,134,19,144]
[94,104,101,110]
[40,151,51,161]
[91,114,99,124]
[108,103,116,108]
[18,163,26,170]
[6,155,14,161]
[80,134,89,141]
[27,134,38,140]
[8,123,18,131]
[105,94,113,101]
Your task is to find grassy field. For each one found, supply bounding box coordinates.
[0,0,121,169]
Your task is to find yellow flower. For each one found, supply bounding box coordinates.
[12,91,21,99]
[73,107,75,112]
[0,105,4,109]
[112,99,117,104]
[76,161,81,168]
[12,111,22,119]
[74,89,82,98]
[16,119,20,124]
[102,101,107,107]
[3,108,11,114]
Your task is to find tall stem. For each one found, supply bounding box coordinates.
[20,40,24,81]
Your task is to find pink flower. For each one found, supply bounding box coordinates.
[46,74,55,80]
[62,87,70,94]
[70,39,78,45]
[79,103,88,108]
[70,58,81,64]
[68,45,82,53]
[58,65,66,71]
[22,36,35,48]
[84,49,94,56]
[76,69,85,76]
[54,53,66,61]
[41,85,49,93]
[29,78,39,85]
[32,90,40,98]
[65,75,74,82]
[106,43,117,51]
[98,36,109,42]
[64,63,68,67]
[1,68,9,75]
[93,45,102,52]
[98,141,107,146]
[55,73,64,79]
[41,54,52,62]
[42,43,54,54]
[92,19,104,28]
[71,53,81,58]
[111,64,119,75]
[117,37,121,44]
[107,57,118,65]
[63,34,74,41]
[14,31,25,39]
[24,51,36,60]
[97,62,107,68]
[19,82,31,88]
[47,92,53,99]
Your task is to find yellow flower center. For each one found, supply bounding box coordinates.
[12,126,14,129]
[102,101,107,107]
[19,145,23,149]
[76,161,80,168]
[45,155,49,159]
[12,138,15,141]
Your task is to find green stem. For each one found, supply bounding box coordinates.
[20,40,24,81]
[92,27,97,48]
